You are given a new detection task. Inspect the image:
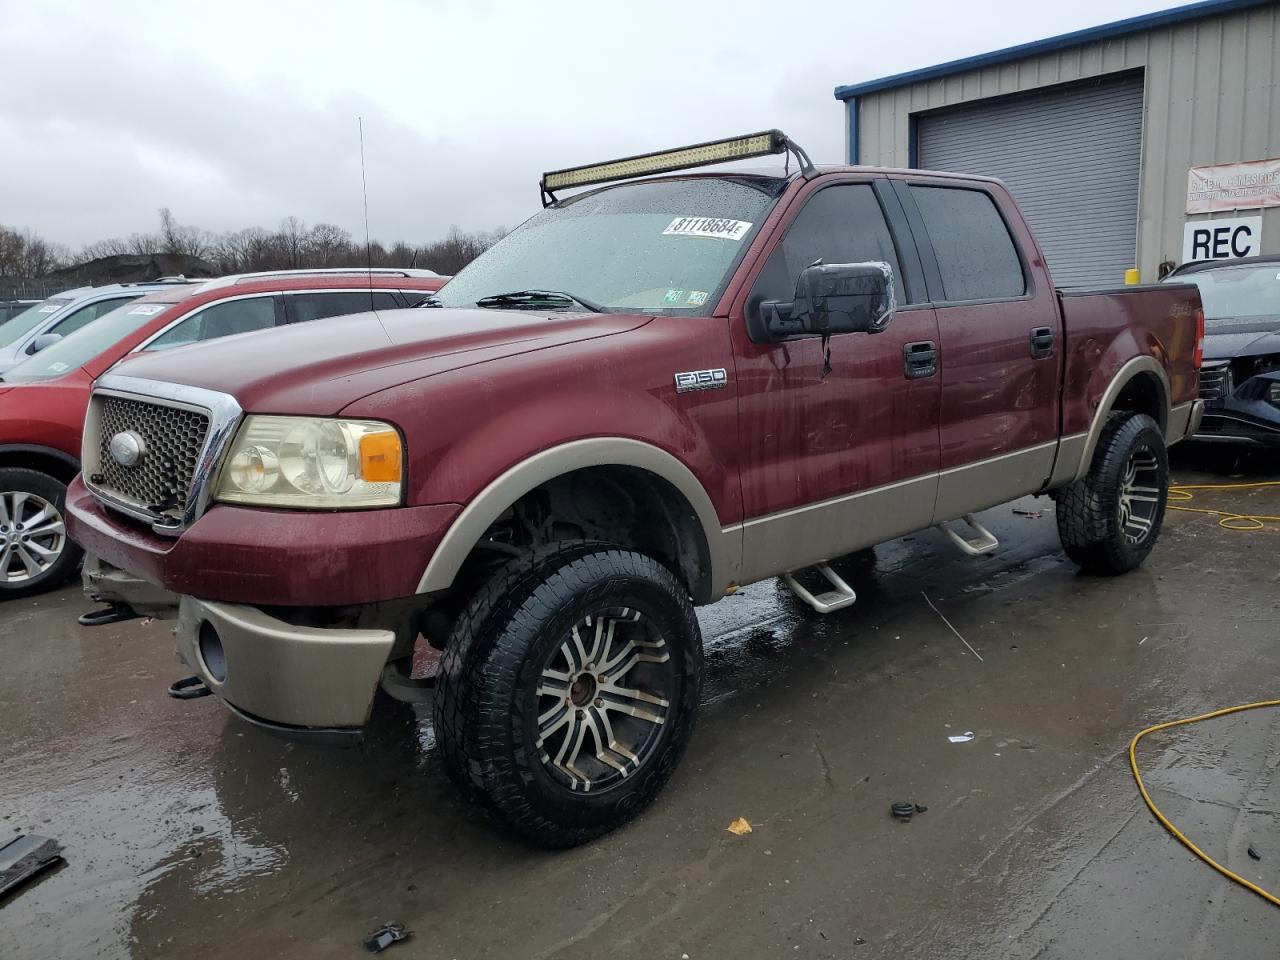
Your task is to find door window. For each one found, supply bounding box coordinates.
[751,184,908,307]
[909,186,1026,301]
[286,290,400,322]
[148,297,280,351]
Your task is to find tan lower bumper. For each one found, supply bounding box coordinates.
[1167,400,1206,445]
[176,597,396,729]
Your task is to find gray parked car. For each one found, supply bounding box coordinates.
[0,280,195,376]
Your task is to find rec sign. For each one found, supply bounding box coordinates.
[1181,216,1262,263]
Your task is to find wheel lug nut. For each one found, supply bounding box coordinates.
[593,698,603,708]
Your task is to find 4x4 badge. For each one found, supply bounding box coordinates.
[674,369,728,394]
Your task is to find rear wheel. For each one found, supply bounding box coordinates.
[0,468,82,599]
[434,544,702,847]
[1056,413,1168,575]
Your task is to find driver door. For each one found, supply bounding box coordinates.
[729,178,941,582]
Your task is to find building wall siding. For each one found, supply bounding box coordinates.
[851,4,1280,280]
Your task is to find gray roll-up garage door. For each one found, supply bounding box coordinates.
[917,71,1144,289]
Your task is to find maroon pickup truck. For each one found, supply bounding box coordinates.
[65,131,1204,845]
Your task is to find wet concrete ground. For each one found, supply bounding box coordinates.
[3,445,1279,959]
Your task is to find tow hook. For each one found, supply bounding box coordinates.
[78,602,140,627]
[167,676,212,700]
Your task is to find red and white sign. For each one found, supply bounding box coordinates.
[1186,157,1280,213]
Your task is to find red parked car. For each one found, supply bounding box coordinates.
[0,269,444,597]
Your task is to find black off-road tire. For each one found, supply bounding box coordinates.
[0,468,82,600]
[433,543,703,847]
[1056,412,1168,575]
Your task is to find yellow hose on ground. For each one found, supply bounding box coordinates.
[1130,701,1280,907]
[1167,481,1280,530]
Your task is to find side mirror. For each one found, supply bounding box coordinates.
[29,333,62,354]
[761,261,895,342]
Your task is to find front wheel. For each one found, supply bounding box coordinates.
[434,544,702,847]
[1056,412,1168,575]
[0,468,82,599]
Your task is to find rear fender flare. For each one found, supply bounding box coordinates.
[1059,356,1170,486]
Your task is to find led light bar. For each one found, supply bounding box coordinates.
[540,129,813,205]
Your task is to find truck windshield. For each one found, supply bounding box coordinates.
[0,298,71,348]
[1175,263,1280,323]
[2,301,162,381]
[433,176,788,315]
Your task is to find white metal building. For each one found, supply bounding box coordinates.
[835,0,1280,286]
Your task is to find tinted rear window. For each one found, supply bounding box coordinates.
[911,186,1026,301]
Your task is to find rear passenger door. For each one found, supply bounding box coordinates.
[892,178,1063,522]
[284,290,401,323]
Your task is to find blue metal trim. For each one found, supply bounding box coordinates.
[847,98,860,164]
[833,0,1271,100]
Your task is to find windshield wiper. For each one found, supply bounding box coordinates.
[474,290,605,313]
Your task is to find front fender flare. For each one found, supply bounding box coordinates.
[416,437,740,601]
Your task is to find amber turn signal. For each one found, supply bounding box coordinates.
[359,430,403,483]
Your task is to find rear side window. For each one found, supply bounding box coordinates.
[286,290,399,322]
[148,297,280,351]
[910,186,1026,301]
[49,296,138,339]
[752,184,908,306]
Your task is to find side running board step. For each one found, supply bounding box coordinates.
[938,514,1000,556]
[783,563,858,614]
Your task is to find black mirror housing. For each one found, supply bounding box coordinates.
[29,333,62,354]
[759,261,895,342]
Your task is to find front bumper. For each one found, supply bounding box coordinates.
[176,596,395,730]
[65,476,462,607]
[1193,396,1280,446]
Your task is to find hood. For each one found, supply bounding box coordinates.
[1203,318,1280,361]
[107,306,655,414]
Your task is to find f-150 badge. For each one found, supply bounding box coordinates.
[674,368,728,394]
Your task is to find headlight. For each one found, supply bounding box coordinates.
[215,415,403,508]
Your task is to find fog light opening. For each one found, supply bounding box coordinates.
[198,621,227,683]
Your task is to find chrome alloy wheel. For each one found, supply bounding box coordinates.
[535,608,674,793]
[0,491,66,584]
[1118,448,1162,545]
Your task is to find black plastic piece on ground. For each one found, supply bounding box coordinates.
[891,801,915,821]
[167,676,212,700]
[364,923,410,953]
[1249,845,1262,861]
[78,602,139,627]
[0,835,64,900]
[914,803,928,814]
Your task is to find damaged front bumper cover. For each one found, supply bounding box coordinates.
[1194,369,1280,446]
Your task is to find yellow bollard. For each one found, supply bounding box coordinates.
[1124,268,1141,285]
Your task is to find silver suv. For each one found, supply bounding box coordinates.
[0,280,196,375]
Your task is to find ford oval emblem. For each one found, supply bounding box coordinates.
[109,430,146,468]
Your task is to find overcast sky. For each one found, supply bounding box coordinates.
[3,0,1171,250]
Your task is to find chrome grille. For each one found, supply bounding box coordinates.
[92,396,210,519]
[1198,364,1231,401]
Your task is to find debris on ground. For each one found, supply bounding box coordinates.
[1012,508,1043,518]
[914,803,928,814]
[726,817,752,836]
[363,922,410,953]
[1249,845,1262,861]
[891,802,915,821]
[948,731,975,743]
[0,834,64,901]
[922,592,985,662]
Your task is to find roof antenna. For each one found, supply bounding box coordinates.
[359,116,374,312]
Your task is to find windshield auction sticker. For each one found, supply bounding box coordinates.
[128,304,165,315]
[663,217,752,241]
